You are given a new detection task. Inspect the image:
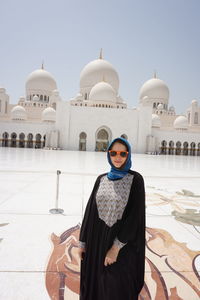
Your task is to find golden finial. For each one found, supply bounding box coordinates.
[99,48,103,59]
[153,70,157,78]
[102,75,106,82]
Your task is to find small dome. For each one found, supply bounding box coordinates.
[42,107,56,122]
[169,106,175,111]
[0,87,6,93]
[157,103,164,110]
[33,95,39,101]
[52,89,59,96]
[142,96,149,101]
[191,99,198,106]
[116,96,123,104]
[75,93,83,100]
[19,96,25,102]
[26,68,57,92]
[80,58,119,92]
[152,114,161,128]
[89,81,116,102]
[174,116,188,130]
[11,105,27,120]
[140,77,169,100]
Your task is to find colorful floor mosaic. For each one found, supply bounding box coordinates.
[0,148,199,299]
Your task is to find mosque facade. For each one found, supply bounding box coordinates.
[0,54,200,155]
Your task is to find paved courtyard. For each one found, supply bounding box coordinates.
[0,147,199,299]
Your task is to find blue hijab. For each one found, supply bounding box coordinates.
[107,137,132,180]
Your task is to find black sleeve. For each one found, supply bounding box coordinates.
[117,172,146,293]
[117,172,145,246]
[79,175,101,244]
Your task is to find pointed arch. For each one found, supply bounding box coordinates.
[35,133,42,149]
[19,133,25,148]
[79,132,87,151]
[160,140,167,154]
[2,132,9,147]
[168,140,174,155]
[27,133,33,148]
[11,132,17,147]
[190,142,196,156]
[183,142,188,156]
[175,141,181,155]
[95,126,112,152]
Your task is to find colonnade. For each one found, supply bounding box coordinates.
[160,140,200,156]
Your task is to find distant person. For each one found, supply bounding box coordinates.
[78,137,146,300]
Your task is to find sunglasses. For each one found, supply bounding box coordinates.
[109,150,128,158]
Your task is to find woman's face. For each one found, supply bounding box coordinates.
[109,142,128,169]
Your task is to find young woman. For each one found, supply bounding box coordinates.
[78,137,145,300]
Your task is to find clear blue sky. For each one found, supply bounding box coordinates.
[0,0,200,114]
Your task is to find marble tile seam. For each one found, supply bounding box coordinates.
[0,212,82,217]
[0,170,200,178]
[0,170,99,177]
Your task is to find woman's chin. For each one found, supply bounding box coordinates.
[113,163,123,168]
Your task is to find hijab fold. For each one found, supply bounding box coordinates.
[107,137,132,180]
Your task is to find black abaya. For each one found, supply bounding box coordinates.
[79,170,145,300]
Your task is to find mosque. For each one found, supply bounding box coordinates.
[0,52,200,155]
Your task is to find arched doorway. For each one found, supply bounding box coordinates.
[168,141,174,155]
[19,133,25,148]
[190,142,196,156]
[183,142,188,156]
[96,128,110,152]
[11,133,17,147]
[35,134,42,148]
[160,140,167,154]
[175,141,181,155]
[121,134,128,140]
[27,133,33,148]
[2,132,9,147]
[79,132,87,151]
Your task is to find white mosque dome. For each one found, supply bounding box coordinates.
[157,103,164,110]
[33,95,39,101]
[42,107,56,122]
[152,114,161,128]
[139,77,169,100]
[26,68,57,92]
[80,58,119,92]
[174,116,188,130]
[11,105,27,120]
[89,81,116,102]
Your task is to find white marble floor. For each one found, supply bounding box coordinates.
[0,148,199,299]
